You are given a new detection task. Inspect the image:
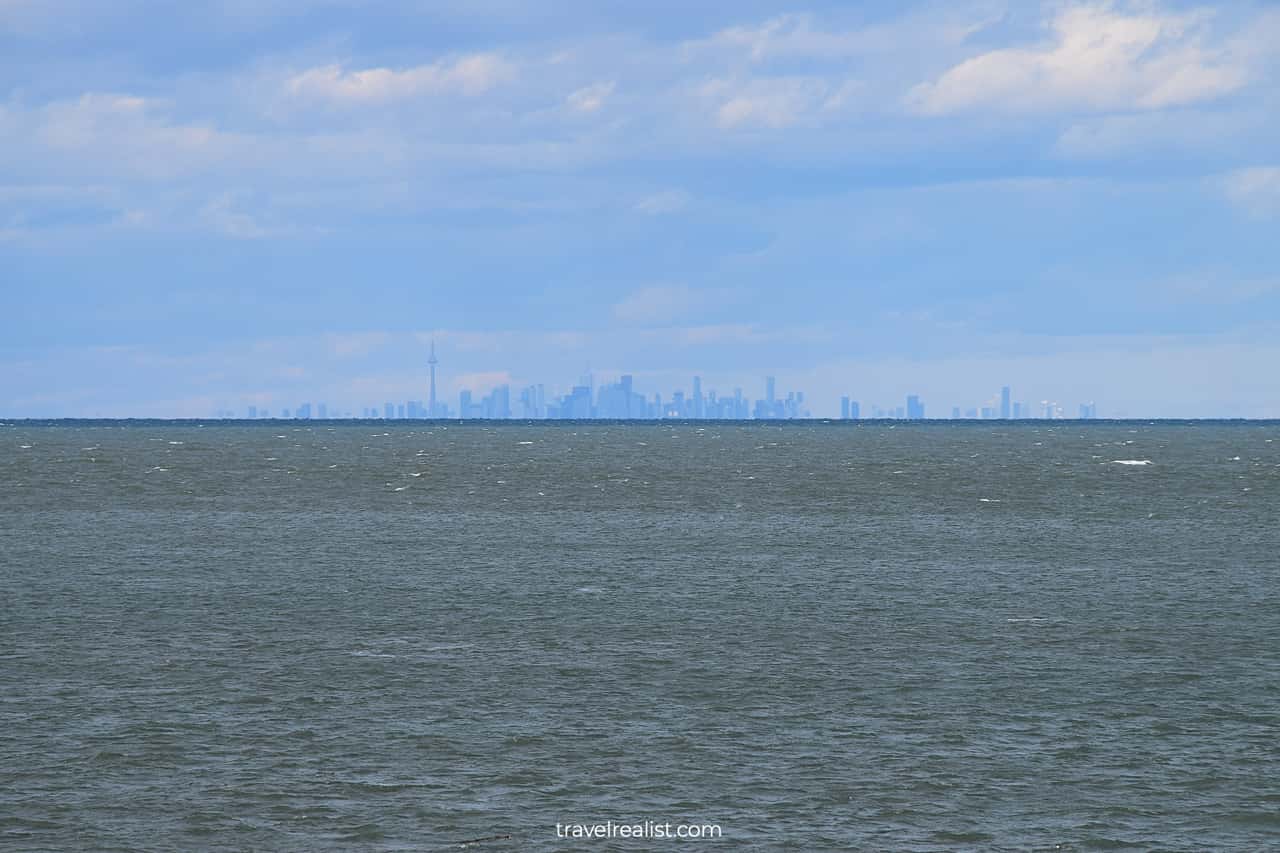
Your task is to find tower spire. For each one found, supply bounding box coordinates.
[428,339,438,417]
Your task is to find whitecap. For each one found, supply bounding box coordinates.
[979,498,1001,503]
[518,441,534,445]
[18,445,32,449]
[393,486,409,492]
[349,650,396,659]
[1109,460,1152,466]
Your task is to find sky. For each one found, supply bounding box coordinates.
[2,0,1279,418]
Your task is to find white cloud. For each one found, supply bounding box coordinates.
[704,13,870,62]
[41,94,214,150]
[908,4,1247,115]
[566,80,614,113]
[651,324,778,347]
[200,192,267,238]
[695,9,991,63]
[28,93,241,180]
[325,332,392,359]
[612,284,732,325]
[1221,166,1280,216]
[702,76,849,129]
[1055,111,1208,158]
[614,285,699,324]
[634,189,690,215]
[286,53,515,102]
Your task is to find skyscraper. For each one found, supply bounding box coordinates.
[692,376,703,419]
[765,376,776,407]
[1000,386,1011,420]
[841,396,850,420]
[621,375,634,418]
[906,395,925,420]
[428,340,439,417]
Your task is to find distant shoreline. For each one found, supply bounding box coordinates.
[5,418,1279,426]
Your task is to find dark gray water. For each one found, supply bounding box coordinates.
[3,420,1279,851]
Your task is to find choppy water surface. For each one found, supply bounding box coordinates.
[2,420,1279,851]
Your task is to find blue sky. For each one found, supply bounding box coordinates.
[2,0,1279,417]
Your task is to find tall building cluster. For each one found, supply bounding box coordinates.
[240,347,1099,421]
[458,374,809,420]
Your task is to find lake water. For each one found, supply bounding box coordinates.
[2,420,1278,850]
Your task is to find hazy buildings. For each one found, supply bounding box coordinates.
[428,340,440,417]
[253,354,1100,421]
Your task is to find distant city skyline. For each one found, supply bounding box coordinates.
[234,364,1101,422]
[212,348,1108,421]
[1,332,1267,419]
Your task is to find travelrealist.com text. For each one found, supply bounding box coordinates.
[555,821,723,840]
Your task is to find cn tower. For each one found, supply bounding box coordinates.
[428,339,438,417]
